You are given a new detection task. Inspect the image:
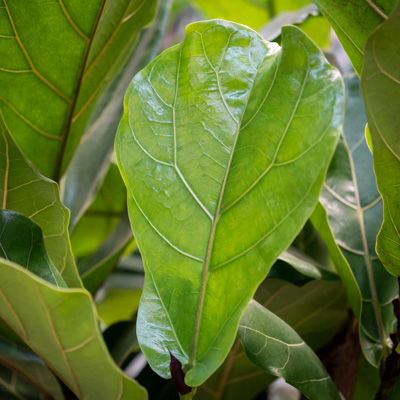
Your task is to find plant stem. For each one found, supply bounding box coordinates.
[180,388,196,400]
[266,0,275,18]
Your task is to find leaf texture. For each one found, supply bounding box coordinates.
[0,0,159,179]
[0,261,147,400]
[0,114,81,287]
[315,75,397,366]
[361,1,400,276]
[116,20,345,386]
[238,300,341,400]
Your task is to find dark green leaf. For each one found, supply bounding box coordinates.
[0,0,159,179]
[0,338,64,400]
[238,300,341,400]
[0,261,147,400]
[0,115,81,287]
[315,75,397,366]
[361,1,400,276]
[0,210,65,287]
[116,20,344,385]
[311,0,395,75]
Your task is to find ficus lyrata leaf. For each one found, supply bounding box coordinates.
[116,20,345,386]
[361,1,400,276]
[313,75,397,367]
[0,0,159,179]
[0,260,147,400]
[0,115,81,287]
[238,300,341,400]
[311,0,395,76]
[0,210,66,288]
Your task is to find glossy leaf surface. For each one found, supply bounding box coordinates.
[116,20,344,386]
[317,75,397,366]
[0,210,65,288]
[0,261,147,400]
[238,300,341,400]
[62,0,172,229]
[0,338,64,400]
[0,116,81,287]
[311,0,395,75]
[361,2,400,276]
[197,278,347,400]
[0,0,159,179]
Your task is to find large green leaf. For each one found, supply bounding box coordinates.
[311,0,395,75]
[0,115,81,287]
[0,210,65,288]
[238,300,341,400]
[314,75,397,366]
[0,0,159,179]
[197,278,347,400]
[0,260,147,400]
[62,0,172,229]
[0,338,64,400]
[116,20,344,386]
[361,1,400,276]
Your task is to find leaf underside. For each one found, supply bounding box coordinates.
[116,20,344,386]
[0,261,147,400]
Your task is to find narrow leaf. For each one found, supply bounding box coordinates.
[116,20,344,386]
[0,117,81,287]
[0,210,65,288]
[238,300,341,400]
[361,1,400,276]
[313,75,397,366]
[0,261,147,400]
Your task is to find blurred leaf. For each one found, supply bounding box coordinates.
[0,115,81,287]
[196,278,347,400]
[353,354,380,400]
[361,1,400,276]
[194,0,311,30]
[238,301,341,400]
[0,261,147,400]
[80,212,133,294]
[0,0,159,179]
[62,0,172,230]
[259,4,331,50]
[0,338,64,400]
[70,163,126,259]
[103,320,140,367]
[311,0,395,75]
[0,210,65,288]
[316,75,397,367]
[96,289,142,327]
[116,20,344,385]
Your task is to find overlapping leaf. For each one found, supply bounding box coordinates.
[197,278,346,400]
[0,338,64,400]
[238,300,341,400]
[0,210,65,288]
[116,20,344,386]
[0,115,81,287]
[361,1,400,276]
[314,75,397,366]
[311,0,395,75]
[0,260,147,400]
[0,0,159,179]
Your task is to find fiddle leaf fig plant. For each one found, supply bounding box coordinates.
[116,19,344,387]
[1,1,400,399]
